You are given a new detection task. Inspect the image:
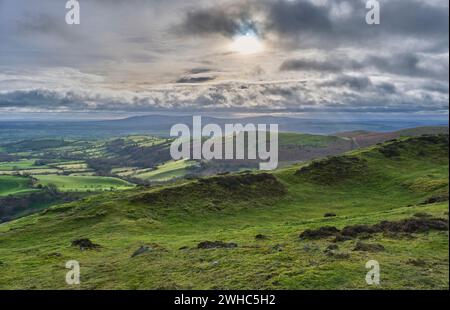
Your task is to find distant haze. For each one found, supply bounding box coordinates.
[0,114,448,140]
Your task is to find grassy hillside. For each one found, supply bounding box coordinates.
[279,132,341,147]
[335,126,449,149]
[132,160,198,182]
[0,135,448,289]
[0,176,35,197]
[396,126,449,137]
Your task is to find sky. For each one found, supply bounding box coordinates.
[0,0,448,116]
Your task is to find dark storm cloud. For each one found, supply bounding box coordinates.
[177,6,258,37]
[366,53,449,80]
[376,82,397,94]
[265,0,449,42]
[0,89,88,110]
[320,76,398,97]
[176,0,333,39]
[187,67,213,74]
[280,58,363,73]
[368,54,422,76]
[175,0,448,50]
[265,0,332,35]
[423,82,449,95]
[381,0,449,37]
[181,8,239,36]
[321,75,372,91]
[261,85,302,99]
[280,53,448,81]
[280,59,342,72]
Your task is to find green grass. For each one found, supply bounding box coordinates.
[0,160,39,171]
[52,163,89,171]
[34,175,135,192]
[396,126,448,137]
[126,135,167,147]
[134,159,197,182]
[0,176,35,196]
[0,135,448,289]
[279,132,341,148]
[0,168,61,176]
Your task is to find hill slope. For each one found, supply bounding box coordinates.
[335,126,449,148]
[0,135,448,289]
[0,176,35,197]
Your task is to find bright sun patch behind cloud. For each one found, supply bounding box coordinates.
[230,33,264,55]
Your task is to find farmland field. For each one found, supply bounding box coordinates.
[0,168,61,176]
[134,160,198,182]
[0,176,35,196]
[0,160,41,171]
[279,132,342,147]
[34,175,135,192]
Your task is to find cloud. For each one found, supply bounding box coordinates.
[1,84,446,113]
[366,53,449,80]
[321,75,372,90]
[376,82,397,94]
[265,0,332,35]
[176,75,216,83]
[0,0,448,115]
[0,68,447,114]
[280,58,361,73]
[176,5,258,37]
[280,53,449,81]
[380,0,449,37]
[264,0,449,48]
[423,82,449,95]
[187,67,213,74]
[172,0,448,55]
[15,13,74,39]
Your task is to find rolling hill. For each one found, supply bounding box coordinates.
[336,126,449,148]
[0,135,448,289]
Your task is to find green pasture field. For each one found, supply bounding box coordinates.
[34,175,135,192]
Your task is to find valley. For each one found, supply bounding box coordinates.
[0,124,447,222]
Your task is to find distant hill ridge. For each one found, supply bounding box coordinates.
[1,114,447,138]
